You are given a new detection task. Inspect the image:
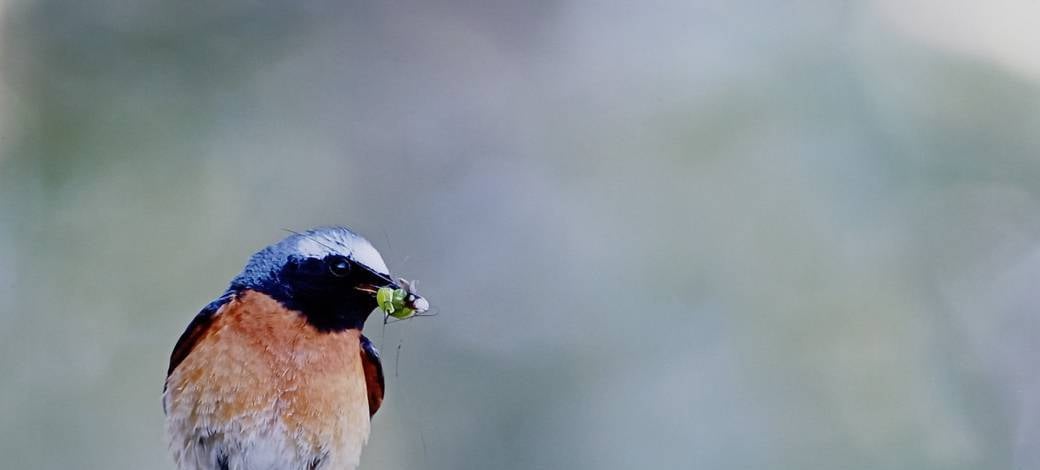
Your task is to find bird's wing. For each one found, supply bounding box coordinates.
[166,293,235,382]
[359,334,385,417]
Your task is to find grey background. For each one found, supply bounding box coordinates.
[1,1,1038,469]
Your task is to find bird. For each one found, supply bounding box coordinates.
[163,226,427,470]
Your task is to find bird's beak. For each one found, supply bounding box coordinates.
[353,266,399,293]
[355,280,396,296]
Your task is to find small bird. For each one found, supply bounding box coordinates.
[163,227,427,470]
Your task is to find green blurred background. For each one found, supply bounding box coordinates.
[1,1,1038,469]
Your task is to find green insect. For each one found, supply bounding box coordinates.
[376,278,429,320]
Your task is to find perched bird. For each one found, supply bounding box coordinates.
[163,227,427,470]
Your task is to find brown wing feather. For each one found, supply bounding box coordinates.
[359,335,385,417]
[166,294,234,380]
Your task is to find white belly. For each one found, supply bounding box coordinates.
[169,420,364,470]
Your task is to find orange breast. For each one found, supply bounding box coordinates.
[164,290,371,468]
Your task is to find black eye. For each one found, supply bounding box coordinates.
[328,256,352,277]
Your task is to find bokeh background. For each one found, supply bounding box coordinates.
[1,1,1039,469]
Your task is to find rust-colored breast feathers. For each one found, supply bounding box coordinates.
[164,291,372,467]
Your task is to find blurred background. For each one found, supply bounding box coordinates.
[1,1,1038,469]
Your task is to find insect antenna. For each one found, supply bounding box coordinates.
[382,308,439,324]
[381,229,413,270]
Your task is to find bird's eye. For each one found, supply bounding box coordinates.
[328,257,352,277]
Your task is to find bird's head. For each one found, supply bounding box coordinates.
[227,226,422,331]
